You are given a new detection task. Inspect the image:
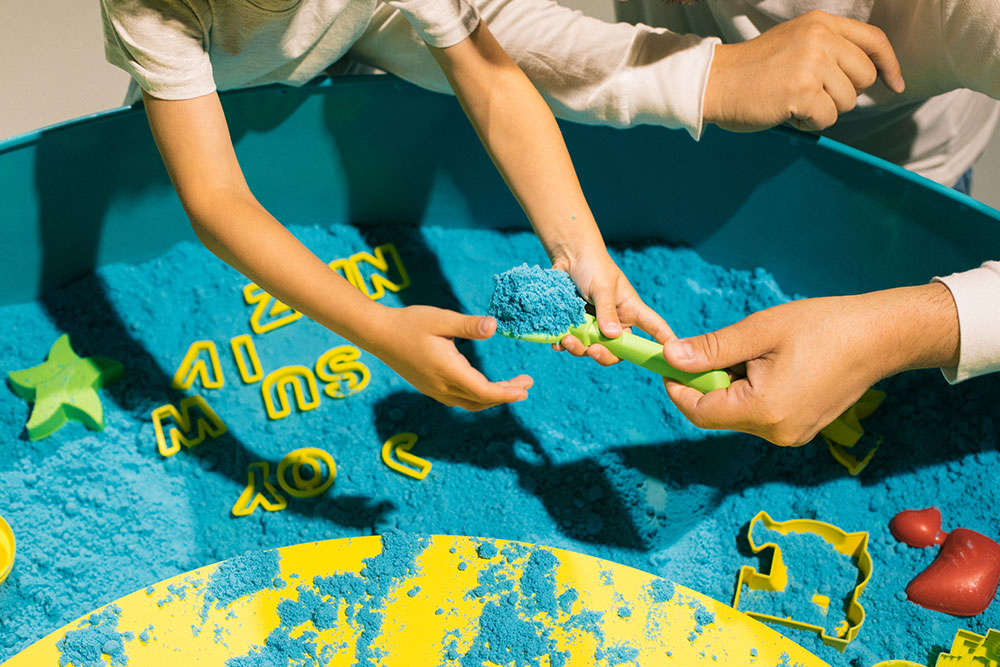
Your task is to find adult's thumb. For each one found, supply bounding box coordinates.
[663,321,762,372]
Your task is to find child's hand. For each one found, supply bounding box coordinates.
[552,250,675,365]
[369,305,533,411]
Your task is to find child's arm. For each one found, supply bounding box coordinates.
[143,91,532,410]
[429,22,675,363]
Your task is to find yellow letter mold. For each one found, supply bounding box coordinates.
[277,447,337,498]
[381,432,431,480]
[329,243,410,301]
[232,462,288,517]
[152,395,228,458]
[261,366,321,420]
[315,346,370,398]
[732,510,873,652]
[230,334,264,384]
[171,341,224,391]
[242,283,303,334]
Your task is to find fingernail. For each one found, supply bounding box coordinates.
[480,318,492,336]
[667,339,696,362]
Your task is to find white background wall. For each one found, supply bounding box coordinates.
[2,0,998,209]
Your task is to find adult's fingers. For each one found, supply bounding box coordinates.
[825,14,904,93]
[663,378,758,432]
[824,68,860,114]
[792,90,839,131]
[835,39,879,92]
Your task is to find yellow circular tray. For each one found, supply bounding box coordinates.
[4,535,829,666]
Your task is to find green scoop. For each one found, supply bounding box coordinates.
[500,312,730,394]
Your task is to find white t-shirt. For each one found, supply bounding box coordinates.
[616,0,1000,187]
[100,0,480,102]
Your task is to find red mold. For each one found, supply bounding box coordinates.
[890,507,949,548]
[906,528,1000,616]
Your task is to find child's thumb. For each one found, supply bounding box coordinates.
[448,314,497,341]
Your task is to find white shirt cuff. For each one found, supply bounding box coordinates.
[933,261,1000,383]
[626,32,719,140]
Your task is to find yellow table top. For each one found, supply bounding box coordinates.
[4,534,828,667]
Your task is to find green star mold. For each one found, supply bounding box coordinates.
[7,334,124,440]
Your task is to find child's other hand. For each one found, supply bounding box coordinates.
[371,305,533,411]
[552,251,675,365]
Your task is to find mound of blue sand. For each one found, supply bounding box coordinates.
[488,264,586,339]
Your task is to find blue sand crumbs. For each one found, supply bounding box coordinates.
[231,531,428,666]
[739,526,859,635]
[477,541,498,559]
[0,222,998,667]
[56,605,133,667]
[649,579,676,604]
[204,549,282,611]
[457,541,638,666]
[557,588,578,613]
[687,597,715,633]
[488,263,586,338]
[598,643,640,664]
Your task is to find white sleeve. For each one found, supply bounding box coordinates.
[100,0,215,100]
[384,0,481,48]
[940,0,1000,98]
[933,261,1000,383]
[352,0,719,138]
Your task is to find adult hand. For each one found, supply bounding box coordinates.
[372,305,533,411]
[552,251,675,365]
[661,284,959,446]
[703,10,906,132]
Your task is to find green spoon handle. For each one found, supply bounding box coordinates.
[570,317,730,393]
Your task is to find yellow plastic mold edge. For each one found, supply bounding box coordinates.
[874,628,1000,667]
[381,432,431,480]
[731,510,873,652]
[0,514,14,586]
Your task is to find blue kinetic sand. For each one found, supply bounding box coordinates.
[0,222,998,667]
[739,525,861,635]
[488,264,586,338]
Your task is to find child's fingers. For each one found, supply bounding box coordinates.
[591,284,622,338]
[585,344,620,366]
[632,302,676,344]
[557,334,588,356]
[449,366,533,409]
[439,312,498,340]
